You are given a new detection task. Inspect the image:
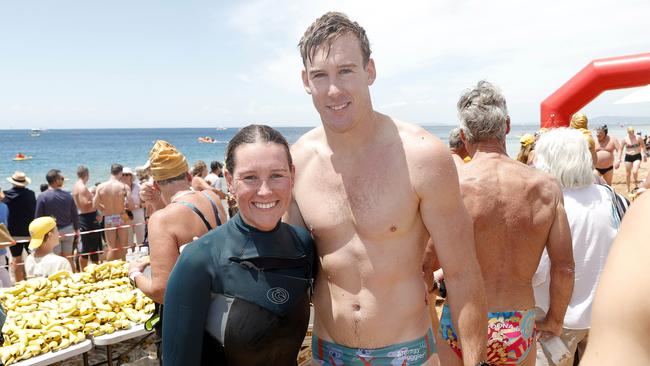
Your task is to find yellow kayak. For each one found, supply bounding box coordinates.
[12,156,32,161]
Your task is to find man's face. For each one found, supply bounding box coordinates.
[301,33,376,134]
[596,129,606,141]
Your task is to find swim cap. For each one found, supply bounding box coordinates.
[148,140,189,182]
[520,134,535,147]
[570,113,588,129]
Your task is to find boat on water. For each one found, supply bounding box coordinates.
[13,153,32,161]
[197,136,216,144]
[30,128,43,137]
[215,127,227,131]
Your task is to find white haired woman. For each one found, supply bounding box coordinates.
[532,128,619,366]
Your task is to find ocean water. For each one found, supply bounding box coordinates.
[2,123,649,191]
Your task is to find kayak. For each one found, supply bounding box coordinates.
[12,156,32,161]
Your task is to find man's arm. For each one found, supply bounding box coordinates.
[537,187,574,336]
[416,134,487,365]
[93,186,104,212]
[581,194,650,365]
[614,138,622,169]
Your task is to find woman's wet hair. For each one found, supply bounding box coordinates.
[225,125,292,174]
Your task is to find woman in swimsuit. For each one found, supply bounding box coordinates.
[162,125,315,366]
[621,127,647,192]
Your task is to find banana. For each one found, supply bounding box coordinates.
[48,270,71,281]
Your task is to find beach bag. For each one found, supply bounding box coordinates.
[600,184,629,226]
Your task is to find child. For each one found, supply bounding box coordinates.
[25,217,72,278]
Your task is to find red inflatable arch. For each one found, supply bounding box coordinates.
[540,52,650,128]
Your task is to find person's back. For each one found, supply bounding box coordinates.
[438,81,573,366]
[95,178,128,216]
[460,156,559,309]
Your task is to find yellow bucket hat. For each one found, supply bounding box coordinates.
[28,217,57,250]
[570,113,588,129]
[148,140,189,182]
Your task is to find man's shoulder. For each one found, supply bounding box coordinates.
[291,126,326,164]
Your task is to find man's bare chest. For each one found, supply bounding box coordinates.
[294,163,418,239]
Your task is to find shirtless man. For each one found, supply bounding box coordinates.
[449,127,470,167]
[436,81,574,366]
[594,125,621,185]
[288,12,487,366]
[580,194,650,366]
[93,164,132,261]
[72,166,102,267]
[128,140,227,303]
[620,127,647,192]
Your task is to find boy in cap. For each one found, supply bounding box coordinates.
[24,217,72,278]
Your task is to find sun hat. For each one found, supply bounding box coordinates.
[6,171,31,187]
[28,217,57,250]
[148,140,189,182]
[122,167,134,175]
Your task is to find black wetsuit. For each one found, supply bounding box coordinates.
[162,213,315,366]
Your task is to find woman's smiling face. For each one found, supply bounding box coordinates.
[226,142,294,231]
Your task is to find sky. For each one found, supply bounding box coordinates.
[1,0,649,129]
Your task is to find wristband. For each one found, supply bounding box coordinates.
[129,271,143,288]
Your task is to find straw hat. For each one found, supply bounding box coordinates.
[6,171,31,187]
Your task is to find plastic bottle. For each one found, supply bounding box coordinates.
[539,335,571,364]
[126,248,135,262]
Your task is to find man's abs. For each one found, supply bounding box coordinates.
[313,239,431,349]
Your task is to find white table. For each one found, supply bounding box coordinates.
[12,340,92,366]
[92,324,152,366]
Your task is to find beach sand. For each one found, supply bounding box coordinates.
[610,160,648,197]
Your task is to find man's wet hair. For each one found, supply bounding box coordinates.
[299,12,372,67]
[111,164,123,176]
[457,80,508,144]
[77,165,89,178]
[597,124,608,135]
[46,169,62,185]
[40,183,49,192]
[225,125,292,174]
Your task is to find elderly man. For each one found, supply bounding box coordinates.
[94,164,132,261]
[2,171,36,281]
[594,125,621,185]
[436,81,574,366]
[72,165,102,267]
[449,127,470,167]
[533,128,618,366]
[128,140,227,304]
[288,12,487,366]
[35,169,79,270]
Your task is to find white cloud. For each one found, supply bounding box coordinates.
[227,0,650,124]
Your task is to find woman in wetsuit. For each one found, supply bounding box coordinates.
[621,127,647,192]
[162,125,315,366]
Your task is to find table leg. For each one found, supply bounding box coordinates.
[107,344,113,366]
[83,351,89,366]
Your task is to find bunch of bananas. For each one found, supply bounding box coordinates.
[0,261,155,365]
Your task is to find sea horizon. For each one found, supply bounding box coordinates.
[3,123,650,192]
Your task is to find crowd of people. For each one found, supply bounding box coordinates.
[2,11,649,366]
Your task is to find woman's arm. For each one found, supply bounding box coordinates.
[162,240,214,365]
